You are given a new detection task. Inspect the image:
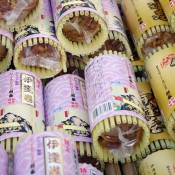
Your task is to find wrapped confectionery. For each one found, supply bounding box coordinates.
[0,70,45,153]
[13,131,79,175]
[0,145,8,175]
[50,0,108,56]
[121,0,175,58]
[144,44,175,141]
[0,0,42,32]
[138,150,175,175]
[85,53,150,163]
[14,0,67,79]
[133,60,175,156]
[120,162,139,175]
[44,74,104,170]
[105,163,122,175]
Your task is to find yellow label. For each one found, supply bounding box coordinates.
[121,0,169,45]
[145,47,175,122]
[132,60,144,66]
[139,150,175,175]
[159,0,175,22]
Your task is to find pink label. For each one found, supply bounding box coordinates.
[79,163,104,175]
[0,29,13,41]
[44,74,91,143]
[14,132,79,175]
[85,55,147,131]
[0,70,45,141]
[0,145,8,175]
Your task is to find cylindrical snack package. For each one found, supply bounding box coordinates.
[101,0,132,57]
[133,60,175,156]
[0,70,45,153]
[120,162,139,175]
[14,0,67,79]
[105,163,122,175]
[0,145,8,175]
[121,0,175,58]
[0,29,13,73]
[44,74,104,170]
[144,44,175,141]
[14,131,79,175]
[139,150,175,175]
[79,163,104,175]
[50,0,108,56]
[159,0,175,32]
[0,0,42,32]
[85,54,150,163]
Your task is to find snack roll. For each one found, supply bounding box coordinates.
[105,163,122,175]
[50,0,108,56]
[14,0,67,79]
[159,0,175,32]
[120,162,139,175]
[139,150,175,175]
[0,70,45,153]
[85,53,150,163]
[101,0,132,57]
[44,74,104,169]
[0,145,8,175]
[0,0,42,32]
[144,44,175,141]
[121,0,175,58]
[0,29,13,73]
[13,131,79,175]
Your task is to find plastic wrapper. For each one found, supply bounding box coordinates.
[121,0,174,58]
[13,131,79,175]
[51,0,108,56]
[14,0,66,79]
[44,74,104,170]
[144,44,175,141]
[85,53,150,163]
[105,163,122,175]
[0,145,8,175]
[0,70,45,154]
[120,162,138,175]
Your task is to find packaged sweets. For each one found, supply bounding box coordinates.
[44,74,103,170]
[133,60,174,156]
[0,70,45,153]
[14,0,67,79]
[0,29,13,73]
[50,0,108,56]
[139,150,175,175]
[159,0,175,31]
[144,44,175,141]
[120,162,139,175]
[0,145,8,175]
[105,163,122,175]
[121,0,175,58]
[79,163,104,175]
[85,54,150,163]
[13,131,79,175]
[0,0,41,32]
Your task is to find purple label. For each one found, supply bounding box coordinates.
[0,29,13,41]
[85,54,147,131]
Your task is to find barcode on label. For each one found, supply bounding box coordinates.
[92,101,113,120]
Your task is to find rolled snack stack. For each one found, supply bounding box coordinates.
[0,29,13,73]
[145,44,175,141]
[105,163,122,175]
[159,0,175,31]
[0,145,8,175]
[120,162,139,175]
[0,0,41,32]
[85,54,150,163]
[14,131,79,175]
[14,0,67,79]
[121,0,175,58]
[51,0,108,56]
[44,74,103,170]
[138,150,175,175]
[0,70,45,153]
[133,60,175,156]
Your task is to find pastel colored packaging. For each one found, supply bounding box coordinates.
[14,132,79,175]
[0,29,13,73]
[0,70,45,143]
[121,0,175,58]
[85,54,150,163]
[145,44,175,140]
[50,0,108,56]
[0,145,8,175]
[14,0,67,79]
